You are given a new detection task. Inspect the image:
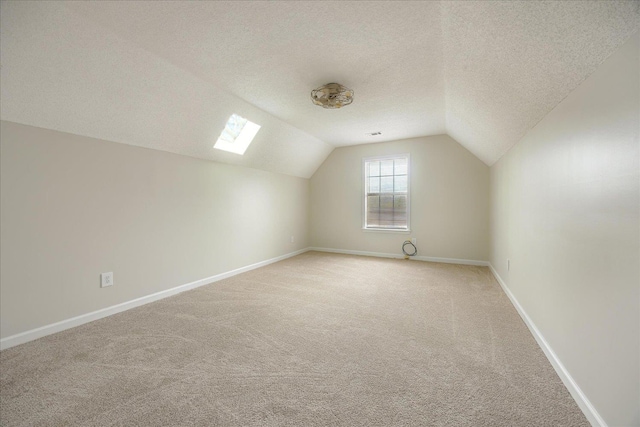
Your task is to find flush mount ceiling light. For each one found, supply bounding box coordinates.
[310,83,354,109]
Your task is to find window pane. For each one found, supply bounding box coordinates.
[380,160,393,176]
[394,195,407,228]
[394,158,408,175]
[394,175,407,192]
[367,195,379,210]
[369,161,380,177]
[393,215,407,226]
[381,176,393,192]
[219,114,248,144]
[369,177,380,193]
[366,212,379,227]
[380,195,393,209]
[394,195,407,210]
[379,195,393,226]
[366,195,380,227]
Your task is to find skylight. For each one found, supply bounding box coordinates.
[214,114,261,155]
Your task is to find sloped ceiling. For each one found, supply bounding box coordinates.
[1,1,638,177]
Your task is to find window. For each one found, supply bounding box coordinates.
[363,154,410,231]
[214,114,261,155]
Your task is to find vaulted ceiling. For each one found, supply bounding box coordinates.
[1,1,638,177]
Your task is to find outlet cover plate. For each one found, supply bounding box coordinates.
[101,272,113,288]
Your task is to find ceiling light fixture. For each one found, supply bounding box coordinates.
[311,83,354,109]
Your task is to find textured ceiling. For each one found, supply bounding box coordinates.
[1,1,638,175]
[441,0,640,164]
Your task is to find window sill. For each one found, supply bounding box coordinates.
[362,228,411,234]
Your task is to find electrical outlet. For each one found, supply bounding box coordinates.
[411,238,417,245]
[101,272,113,288]
[290,235,295,243]
[507,259,510,271]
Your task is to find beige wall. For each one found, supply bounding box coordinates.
[490,33,639,427]
[0,121,310,339]
[310,135,489,261]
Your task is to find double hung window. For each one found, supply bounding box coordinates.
[363,154,410,231]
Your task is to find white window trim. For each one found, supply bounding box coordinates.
[362,153,411,232]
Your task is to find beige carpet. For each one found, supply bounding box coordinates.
[1,251,589,426]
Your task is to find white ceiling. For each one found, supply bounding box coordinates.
[1,1,638,176]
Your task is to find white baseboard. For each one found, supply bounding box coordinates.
[309,247,489,266]
[0,248,310,351]
[488,264,605,427]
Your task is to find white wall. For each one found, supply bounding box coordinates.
[0,121,310,340]
[490,33,639,427]
[310,135,489,262]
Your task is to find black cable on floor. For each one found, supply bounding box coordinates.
[402,240,417,256]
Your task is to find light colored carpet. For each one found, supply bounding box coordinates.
[1,251,589,426]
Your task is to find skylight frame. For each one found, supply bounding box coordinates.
[214,114,261,155]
